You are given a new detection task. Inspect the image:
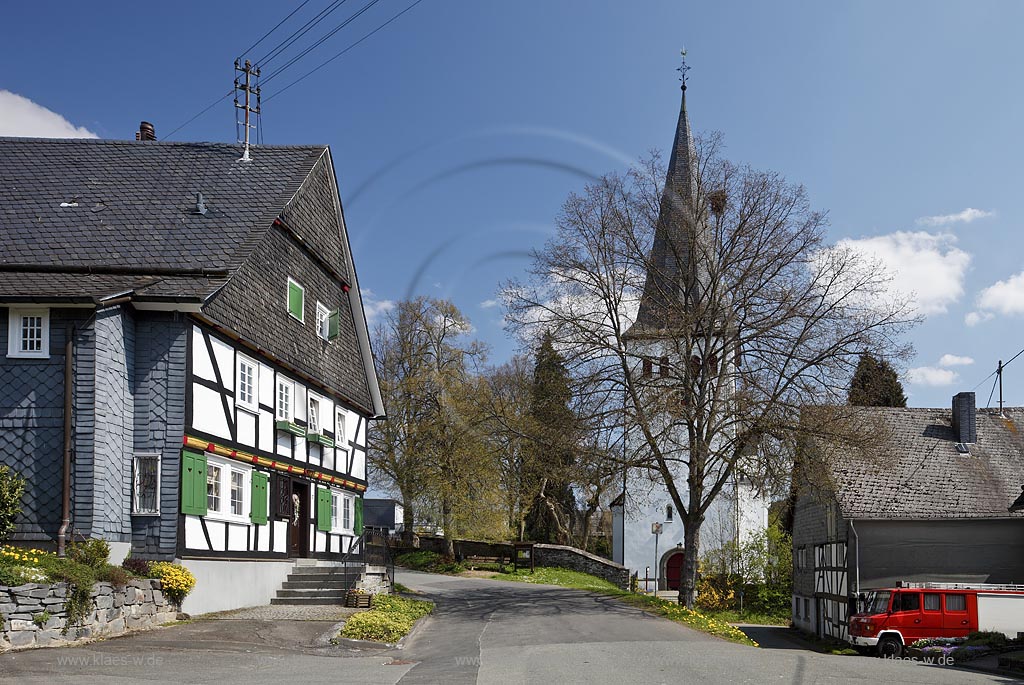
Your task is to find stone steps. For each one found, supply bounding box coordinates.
[271,562,363,605]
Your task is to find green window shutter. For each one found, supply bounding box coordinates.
[316,487,331,532]
[180,449,208,516]
[354,497,363,536]
[288,280,304,320]
[327,310,340,340]
[250,472,268,525]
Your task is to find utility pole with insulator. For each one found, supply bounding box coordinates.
[234,59,261,162]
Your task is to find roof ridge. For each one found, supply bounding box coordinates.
[0,136,328,150]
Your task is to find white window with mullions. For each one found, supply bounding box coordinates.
[7,308,50,358]
[308,394,321,434]
[330,490,353,533]
[131,453,160,515]
[206,455,250,523]
[235,353,258,413]
[276,377,294,422]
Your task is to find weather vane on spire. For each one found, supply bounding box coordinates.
[677,47,690,90]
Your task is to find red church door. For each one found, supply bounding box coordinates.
[665,551,685,590]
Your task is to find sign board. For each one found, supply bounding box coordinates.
[651,522,663,535]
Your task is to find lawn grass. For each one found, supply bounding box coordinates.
[698,608,791,627]
[490,566,622,593]
[337,594,433,644]
[487,566,757,647]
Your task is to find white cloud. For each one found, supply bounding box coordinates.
[915,208,994,227]
[964,311,994,327]
[0,90,97,138]
[977,271,1024,316]
[360,289,395,326]
[907,366,958,387]
[834,231,970,316]
[938,354,974,367]
[480,299,499,309]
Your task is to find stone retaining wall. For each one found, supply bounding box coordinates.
[534,544,630,589]
[0,579,177,650]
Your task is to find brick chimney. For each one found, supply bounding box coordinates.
[135,121,156,141]
[951,391,977,444]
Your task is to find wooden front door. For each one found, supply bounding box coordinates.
[665,551,685,590]
[289,481,309,557]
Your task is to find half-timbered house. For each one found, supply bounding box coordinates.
[791,393,1024,641]
[0,129,384,612]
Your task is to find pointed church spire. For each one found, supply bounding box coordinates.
[626,50,711,339]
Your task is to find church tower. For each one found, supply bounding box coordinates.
[611,55,768,595]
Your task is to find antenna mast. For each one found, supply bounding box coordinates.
[234,59,261,162]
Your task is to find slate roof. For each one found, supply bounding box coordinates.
[625,84,715,339]
[0,137,325,301]
[819,407,1024,520]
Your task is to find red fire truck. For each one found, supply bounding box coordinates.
[848,582,1024,657]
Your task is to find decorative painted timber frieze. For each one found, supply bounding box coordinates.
[182,435,366,492]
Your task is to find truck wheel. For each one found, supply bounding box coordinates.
[877,635,903,658]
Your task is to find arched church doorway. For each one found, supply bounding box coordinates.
[664,550,685,591]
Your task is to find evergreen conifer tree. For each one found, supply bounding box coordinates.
[848,353,907,407]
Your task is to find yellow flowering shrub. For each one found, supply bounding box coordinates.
[149,562,196,606]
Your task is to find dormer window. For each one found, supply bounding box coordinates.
[287,278,304,323]
[7,308,49,358]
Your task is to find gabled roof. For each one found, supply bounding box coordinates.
[0,137,324,301]
[814,407,1024,520]
[0,136,384,418]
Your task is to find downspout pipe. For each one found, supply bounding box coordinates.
[57,325,74,556]
[849,519,860,609]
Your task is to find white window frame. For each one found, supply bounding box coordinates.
[335,492,352,533]
[276,377,295,422]
[330,490,342,532]
[287,277,305,323]
[335,409,347,447]
[235,353,259,413]
[308,393,322,434]
[316,301,331,341]
[131,452,161,515]
[205,455,251,523]
[7,308,50,358]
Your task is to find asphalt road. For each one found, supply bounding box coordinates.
[0,570,1015,685]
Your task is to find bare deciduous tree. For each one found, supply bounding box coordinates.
[504,135,916,606]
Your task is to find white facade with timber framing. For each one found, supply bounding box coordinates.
[181,321,369,561]
[0,133,385,614]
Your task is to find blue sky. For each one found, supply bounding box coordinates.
[2,1,1022,408]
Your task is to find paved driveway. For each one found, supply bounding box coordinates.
[0,570,1014,684]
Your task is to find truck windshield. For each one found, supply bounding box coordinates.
[863,591,891,614]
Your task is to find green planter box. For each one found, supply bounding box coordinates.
[307,433,335,448]
[275,421,305,437]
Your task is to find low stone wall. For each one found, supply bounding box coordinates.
[534,544,630,590]
[0,579,177,651]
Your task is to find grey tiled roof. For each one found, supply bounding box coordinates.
[0,137,325,299]
[823,407,1024,520]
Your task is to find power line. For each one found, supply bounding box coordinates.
[985,373,999,409]
[238,0,314,61]
[164,90,234,141]
[261,0,384,87]
[972,345,1024,391]
[254,0,352,69]
[266,0,427,102]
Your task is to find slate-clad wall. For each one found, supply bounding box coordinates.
[92,306,134,542]
[130,313,187,558]
[201,157,372,413]
[0,308,93,542]
[856,519,1024,587]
